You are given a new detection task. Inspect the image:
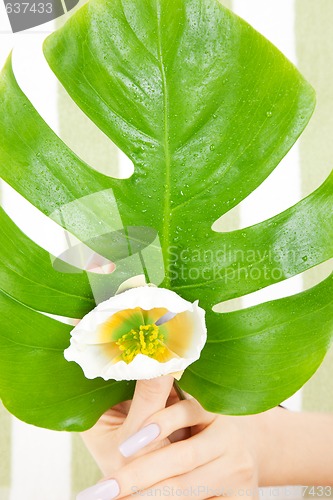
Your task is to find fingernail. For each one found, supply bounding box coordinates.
[119,423,160,457]
[77,479,120,500]
[85,253,114,274]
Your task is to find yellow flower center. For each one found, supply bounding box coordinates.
[115,323,166,363]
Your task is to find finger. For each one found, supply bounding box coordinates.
[118,457,233,500]
[121,376,173,436]
[80,407,130,476]
[120,458,257,500]
[113,422,222,498]
[85,253,115,274]
[119,398,215,457]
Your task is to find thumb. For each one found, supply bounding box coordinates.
[122,375,174,436]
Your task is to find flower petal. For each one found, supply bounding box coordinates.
[115,274,147,294]
[99,307,145,343]
[64,287,207,381]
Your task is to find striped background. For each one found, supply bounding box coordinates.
[0,1,332,498]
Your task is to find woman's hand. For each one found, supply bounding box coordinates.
[78,376,260,500]
[80,376,181,477]
[106,402,259,500]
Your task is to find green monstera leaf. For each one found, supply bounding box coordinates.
[0,0,332,431]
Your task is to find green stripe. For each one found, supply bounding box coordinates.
[71,434,101,499]
[0,403,11,496]
[295,0,333,413]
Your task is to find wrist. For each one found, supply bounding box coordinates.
[255,407,333,486]
[255,406,290,486]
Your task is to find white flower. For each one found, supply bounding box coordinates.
[64,286,207,381]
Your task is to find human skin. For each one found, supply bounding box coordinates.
[255,406,333,487]
[76,263,333,497]
[79,376,258,499]
[78,376,333,500]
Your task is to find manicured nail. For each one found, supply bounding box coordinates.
[77,479,120,500]
[119,423,160,457]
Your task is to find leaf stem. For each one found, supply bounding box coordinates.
[138,249,150,284]
[173,380,187,401]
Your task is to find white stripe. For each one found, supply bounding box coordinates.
[1,182,68,257]
[10,417,71,500]
[0,22,73,499]
[232,0,303,414]
[117,149,135,179]
[11,33,59,132]
[1,32,68,256]
[232,0,297,63]
[8,15,132,181]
